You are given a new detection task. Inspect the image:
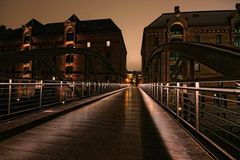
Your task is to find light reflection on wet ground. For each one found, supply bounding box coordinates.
[0,87,211,160]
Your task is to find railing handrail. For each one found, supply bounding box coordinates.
[0,79,129,121]
[139,80,240,160]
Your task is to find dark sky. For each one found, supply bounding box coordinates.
[0,0,238,71]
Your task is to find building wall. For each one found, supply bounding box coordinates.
[142,4,240,83]
[0,16,127,83]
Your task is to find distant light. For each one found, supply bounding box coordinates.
[106,41,111,47]
[178,107,182,111]
[17,98,20,102]
[62,101,65,104]
[52,76,56,80]
[87,42,91,48]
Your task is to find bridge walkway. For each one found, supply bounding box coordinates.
[0,87,212,160]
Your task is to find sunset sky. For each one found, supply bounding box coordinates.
[0,0,238,71]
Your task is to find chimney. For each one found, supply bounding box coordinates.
[174,6,180,15]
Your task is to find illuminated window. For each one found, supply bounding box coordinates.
[194,63,200,72]
[170,52,178,61]
[234,36,240,47]
[235,23,240,33]
[87,42,91,48]
[66,32,74,41]
[21,63,30,75]
[170,24,183,35]
[24,34,31,44]
[22,66,29,74]
[106,41,111,47]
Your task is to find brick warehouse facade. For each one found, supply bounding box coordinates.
[141,4,240,83]
[0,15,127,83]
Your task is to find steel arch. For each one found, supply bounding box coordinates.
[0,48,115,73]
[145,42,240,77]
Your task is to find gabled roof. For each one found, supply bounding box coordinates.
[25,18,44,35]
[147,10,235,28]
[26,18,43,27]
[0,15,122,40]
[68,14,81,23]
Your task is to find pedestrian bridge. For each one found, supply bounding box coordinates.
[0,80,239,160]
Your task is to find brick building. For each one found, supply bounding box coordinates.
[0,15,127,82]
[141,4,240,82]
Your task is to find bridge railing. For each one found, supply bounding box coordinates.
[0,79,128,120]
[139,81,240,159]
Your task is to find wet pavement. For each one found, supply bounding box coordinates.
[0,87,212,160]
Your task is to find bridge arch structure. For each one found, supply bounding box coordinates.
[0,48,119,82]
[144,42,240,82]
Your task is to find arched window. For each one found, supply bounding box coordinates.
[170,24,183,35]
[234,36,240,47]
[66,28,74,41]
[235,22,240,33]
[24,32,31,44]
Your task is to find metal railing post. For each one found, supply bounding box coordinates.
[39,80,43,108]
[60,81,63,103]
[195,82,200,131]
[166,83,169,107]
[102,83,103,93]
[106,83,109,92]
[81,82,84,97]
[156,83,159,100]
[160,83,163,104]
[176,82,180,120]
[154,83,156,99]
[94,82,96,95]
[88,82,91,97]
[8,79,12,114]
[72,82,75,99]
[152,83,154,97]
